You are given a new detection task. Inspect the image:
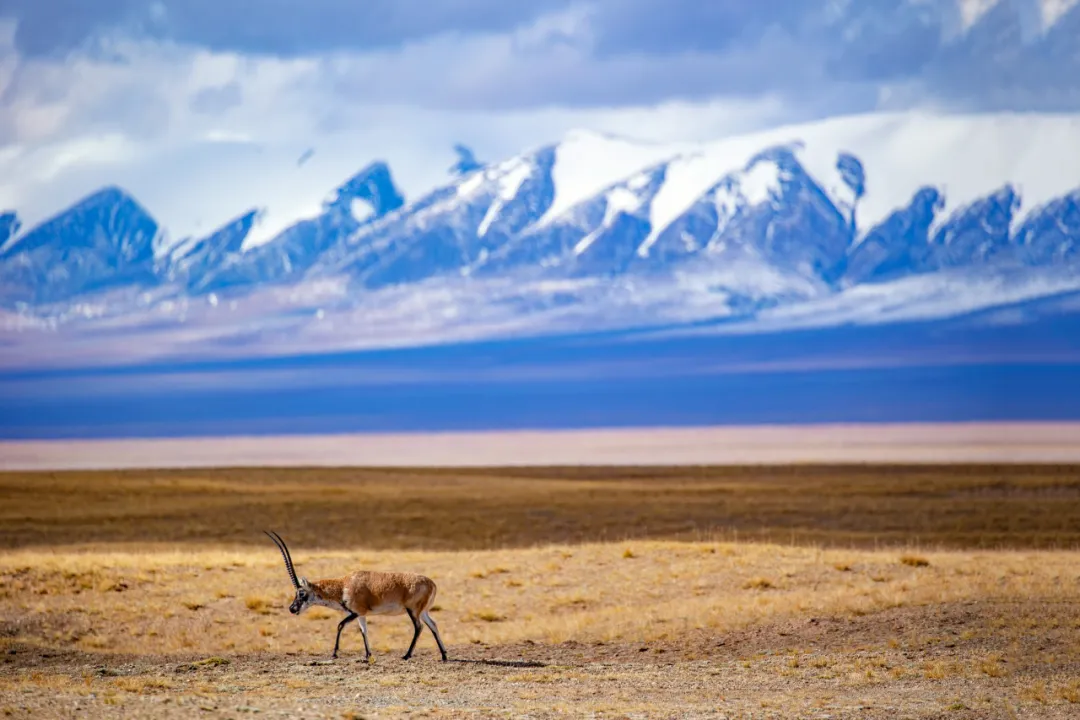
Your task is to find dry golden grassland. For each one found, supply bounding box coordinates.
[1,464,1079,719]
[3,463,1080,551]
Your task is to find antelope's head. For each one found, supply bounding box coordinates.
[265,530,316,615]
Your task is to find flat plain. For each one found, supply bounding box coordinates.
[5,422,1080,471]
[1,464,1079,719]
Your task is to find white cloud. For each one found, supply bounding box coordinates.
[36,133,139,182]
[956,0,1003,33]
[0,14,786,245]
[5,0,1073,243]
[1042,0,1080,27]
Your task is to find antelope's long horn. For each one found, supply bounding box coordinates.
[265,530,299,589]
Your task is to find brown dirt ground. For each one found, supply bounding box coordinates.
[3,600,1079,719]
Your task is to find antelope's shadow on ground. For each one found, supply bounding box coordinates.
[449,658,548,668]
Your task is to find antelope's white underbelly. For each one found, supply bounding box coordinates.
[367,601,406,616]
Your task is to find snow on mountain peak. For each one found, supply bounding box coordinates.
[574,184,650,257]
[3,108,1080,360]
[703,111,1080,241]
[242,200,322,251]
[476,158,534,238]
[736,156,784,206]
[240,160,405,251]
[534,129,689,230]
[638,137,794,256]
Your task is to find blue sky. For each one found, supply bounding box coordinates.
[0,0,1078,237]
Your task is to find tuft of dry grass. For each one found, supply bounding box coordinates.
[900,555,931,568]
[1058,680,1080,704]
[244,596,274,615]
[1020,680,1050,704]
[978,652,1007,678]
[111,677,174,694]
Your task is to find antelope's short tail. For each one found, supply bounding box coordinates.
[422,580,438,613]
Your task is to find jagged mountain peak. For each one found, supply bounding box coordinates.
[186,161,407,295]
[4,185,159,258]
[1012,188,1080,264]
[1,110,1079,356]
[166,208,262,288]
[324,160,405,221]
[1,185,155,256]
[449,144,484,176]
[0,212,20,252]
[533,129,689,231]
[0,185,162,305]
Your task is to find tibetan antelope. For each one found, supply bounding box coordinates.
[264,530,448,662]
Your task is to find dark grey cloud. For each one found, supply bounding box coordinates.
[927,1,1080,111]
[2,0,574,58]
[585,0,1080,111]
[1,0,1078,114]
[586,0,947,78]
[819,0,946,83]
[587,0,813,57]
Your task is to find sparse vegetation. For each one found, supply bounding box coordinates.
[1,463,1078,718]
[244,596,273,615]
[3,464,1080,551]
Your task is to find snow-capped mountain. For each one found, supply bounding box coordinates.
[1,110,1079,368]
[187,161,405,294]
[0,187,163,306]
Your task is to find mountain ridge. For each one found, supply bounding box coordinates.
[1,110,1079,366]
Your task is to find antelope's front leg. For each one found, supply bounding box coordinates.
[333,612,358,659]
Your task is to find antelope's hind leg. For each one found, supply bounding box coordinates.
[357,615,372,661]
[420,610,448,662]
[402,609,423,660]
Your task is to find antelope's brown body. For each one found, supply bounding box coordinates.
[265,531,448,662]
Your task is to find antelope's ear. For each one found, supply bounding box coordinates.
[299,577,311,589]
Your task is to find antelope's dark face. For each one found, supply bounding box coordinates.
[265,530,313,615]
[290,578,315,615]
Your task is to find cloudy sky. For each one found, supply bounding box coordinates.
[1,0,1078,242]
